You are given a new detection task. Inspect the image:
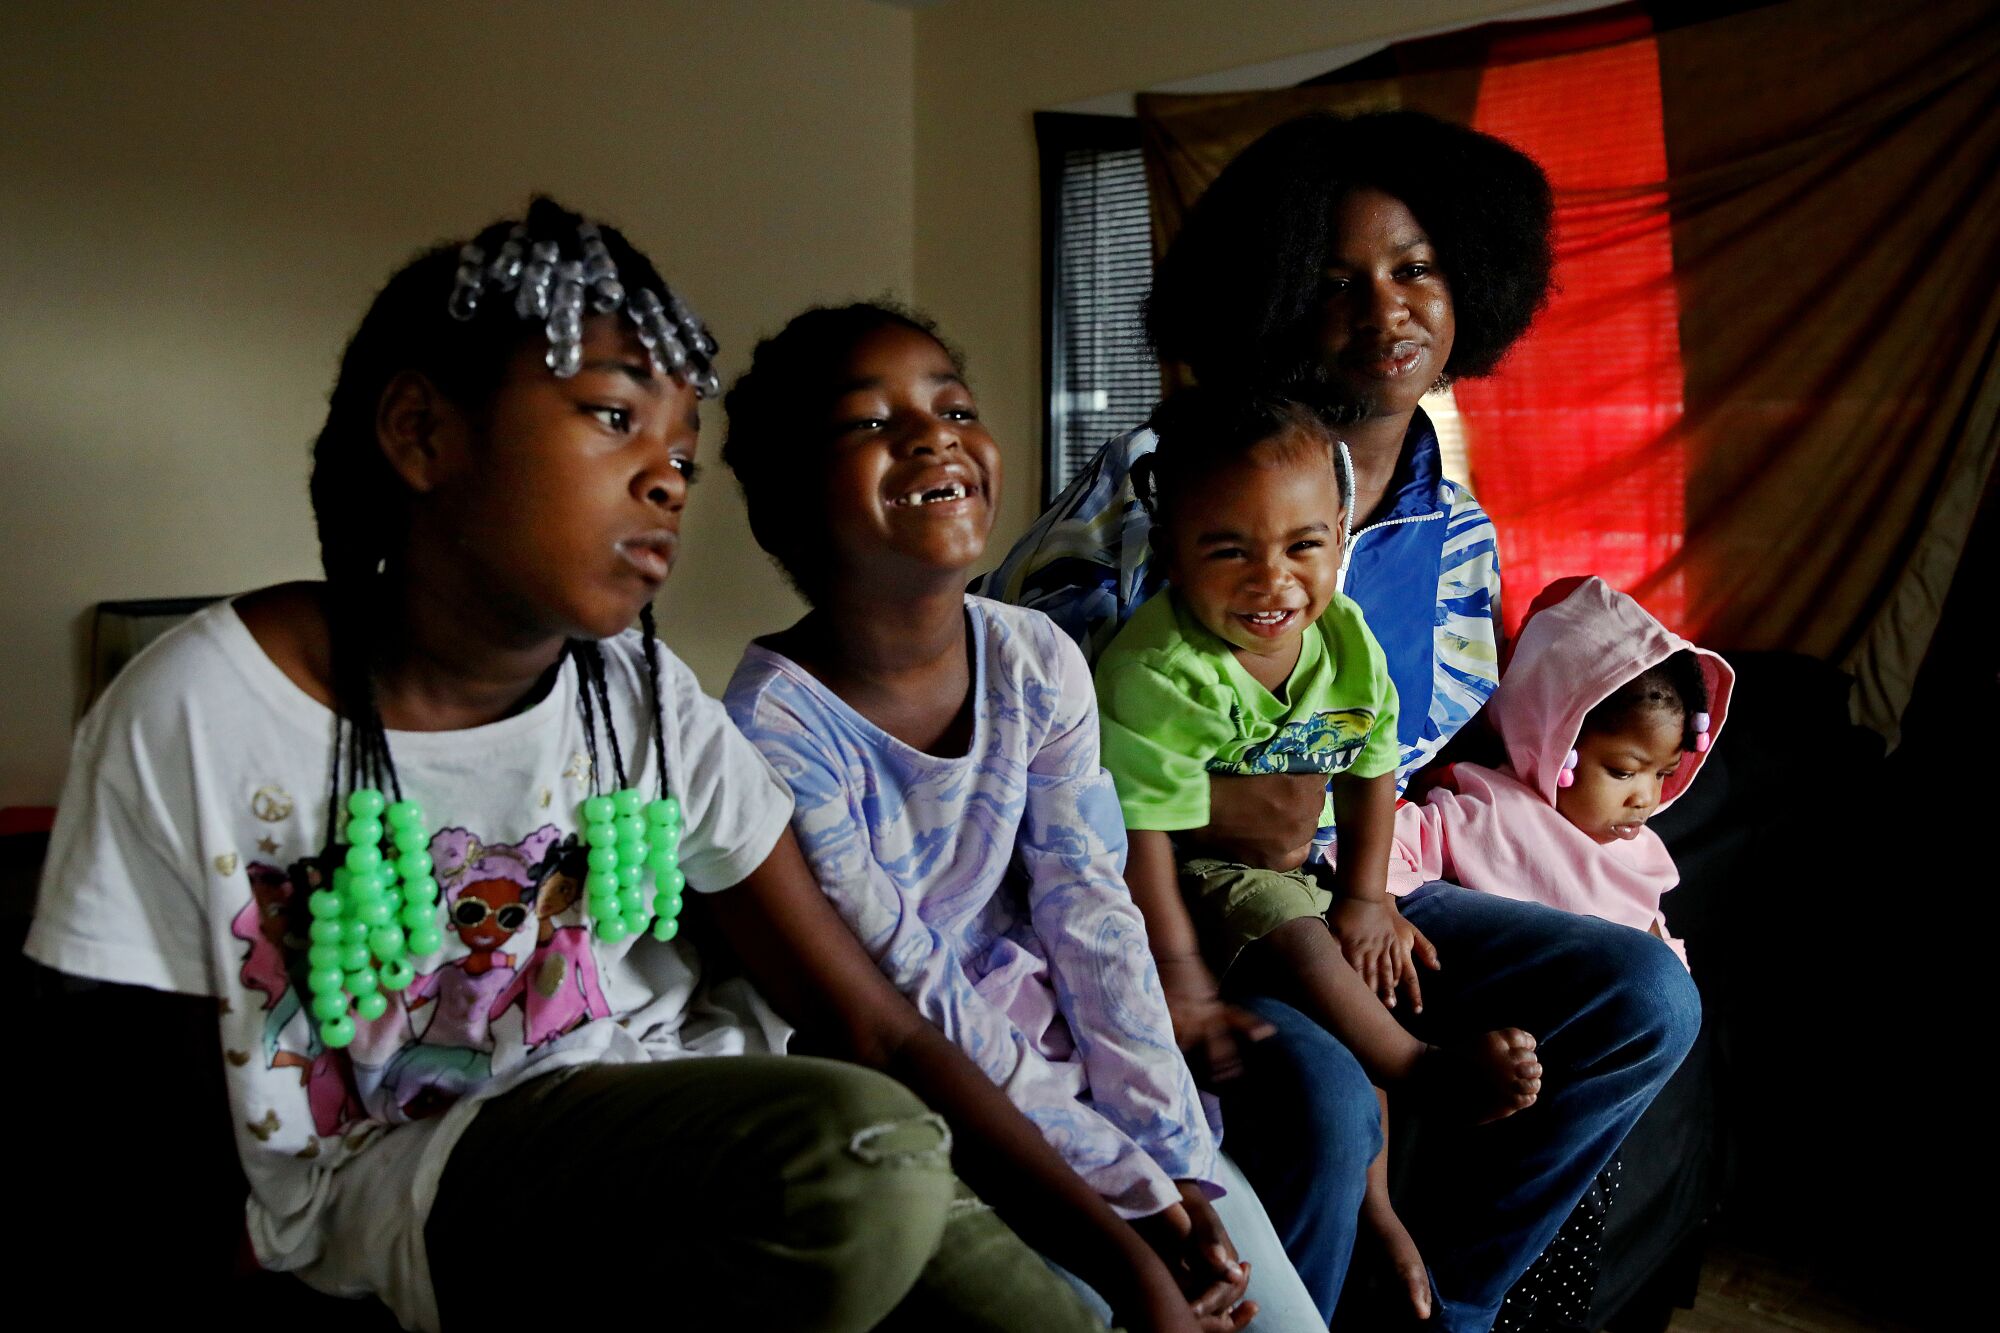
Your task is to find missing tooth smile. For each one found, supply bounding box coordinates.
[892,481,971,507]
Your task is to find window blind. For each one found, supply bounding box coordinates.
[1042,122,1159,499]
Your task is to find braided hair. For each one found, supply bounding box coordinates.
[309,197,698,818]
[1580,650,1710,753]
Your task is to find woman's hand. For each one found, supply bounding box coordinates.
[1155,954,1274,1084]
[1132,1185,1258,1332]
[1197,772,1328,869]
[1328,894,1439,1011]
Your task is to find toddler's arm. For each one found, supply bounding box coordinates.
[1124,829,1273,1082]
[1094,652,1275,1078]
[1326,770,1440,1012]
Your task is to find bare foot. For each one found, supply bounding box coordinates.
[1417,1028,1542,1124]
[1362,1190,1433,1320]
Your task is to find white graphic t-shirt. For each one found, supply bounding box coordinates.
[27,600,793,1330]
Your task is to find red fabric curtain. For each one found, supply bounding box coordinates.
[1453,11,1687,635]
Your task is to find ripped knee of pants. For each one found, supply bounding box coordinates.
[847,1110,953,1168]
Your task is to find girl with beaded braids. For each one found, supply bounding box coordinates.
[27,199,1130,1332]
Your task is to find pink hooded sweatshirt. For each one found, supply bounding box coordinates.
[1387,576,1734,966]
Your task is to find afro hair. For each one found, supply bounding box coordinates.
[1146,109,1554,389]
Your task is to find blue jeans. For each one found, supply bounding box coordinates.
[1046,1152,1328,1331]
[1220,883,1702,1332]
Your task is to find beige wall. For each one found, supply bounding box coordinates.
[910,0,1539,548]
[0,1,914,805]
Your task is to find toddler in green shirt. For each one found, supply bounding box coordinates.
[1094,388,1544,1312]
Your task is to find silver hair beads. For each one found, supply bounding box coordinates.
[446,218,720,397]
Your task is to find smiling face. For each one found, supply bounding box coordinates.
[1157,431,1345,677]
[1556,712,1686,844]
[1307,187,1456,420]
[411,314,702,641]
[816,322,1001,589]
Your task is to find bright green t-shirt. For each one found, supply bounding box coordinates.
[1094,590,1401,832]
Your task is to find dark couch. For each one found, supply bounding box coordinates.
[1593,651,1883,1329]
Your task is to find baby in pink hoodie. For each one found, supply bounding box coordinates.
[1390,576,1734,966]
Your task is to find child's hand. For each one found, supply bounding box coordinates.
[1156,954,1275,1083]
[1330,896,1440,1011]
[1133,1187,1258,1333]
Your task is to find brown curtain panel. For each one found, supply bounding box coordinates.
[1135,0,2000,740]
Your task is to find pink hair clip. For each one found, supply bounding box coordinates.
[1557,748,1579,788]
[1692,711,1712,754]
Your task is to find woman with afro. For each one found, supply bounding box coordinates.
[982,110,1700,1331]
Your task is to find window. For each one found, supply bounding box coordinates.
[1036,112,1158,503]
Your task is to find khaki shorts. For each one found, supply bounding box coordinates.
[1179,855,1335,977]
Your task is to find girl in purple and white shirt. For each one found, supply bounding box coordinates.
[721,303,1323,1332]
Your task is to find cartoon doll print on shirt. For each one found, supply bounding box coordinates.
[230,859,367,1137]
[489,838,613,1046]
[381,825,559,1120]
[229,821,597,1136]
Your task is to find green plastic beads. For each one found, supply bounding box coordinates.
[579,789,684,943]
[304,785,685,1052]
[306,789,440,1050]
